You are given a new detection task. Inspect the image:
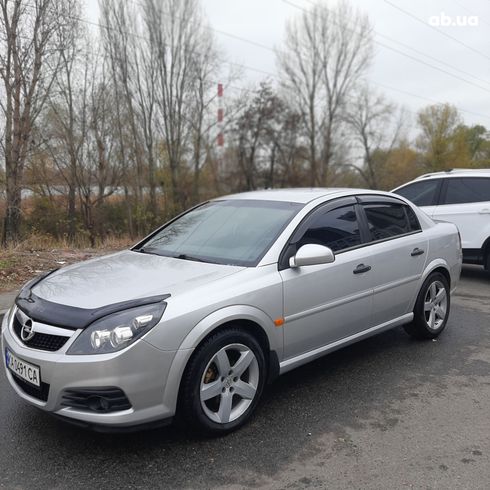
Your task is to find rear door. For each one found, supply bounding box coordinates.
[432,177,490,251]
[280,198,375,359]
[393,179,442,217]
[358,196,428,327]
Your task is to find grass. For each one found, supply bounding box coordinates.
[0,258,17,270]
[0,234,135,293]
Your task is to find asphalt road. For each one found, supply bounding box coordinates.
[1,266,489,489]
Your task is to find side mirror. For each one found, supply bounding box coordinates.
[289,244,335,268]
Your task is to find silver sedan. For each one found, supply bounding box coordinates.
[2,188,462,434]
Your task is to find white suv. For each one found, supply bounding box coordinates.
[393,169,490,270]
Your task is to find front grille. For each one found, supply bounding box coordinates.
[13,314,69,352]
[61,387,132,413]
[11,374,50,402]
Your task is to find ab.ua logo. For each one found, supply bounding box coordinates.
[429,12,479,27]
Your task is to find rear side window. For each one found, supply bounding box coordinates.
[405,206,422,232]
[298,205,361,252]
[443,178,490,204]
[363,203,415,241]
[394,180,440,206]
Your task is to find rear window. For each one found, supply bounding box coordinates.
[406,206,422,232]
[443,177,490,204]
[363,203,417,241]
[394,180,440,206]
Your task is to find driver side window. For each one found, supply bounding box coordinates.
[298,205,361,252]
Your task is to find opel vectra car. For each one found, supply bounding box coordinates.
[2,189,462,434]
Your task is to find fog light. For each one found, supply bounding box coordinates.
[110,326,133,347]
[87,396,110,412]
[90,330,111,349]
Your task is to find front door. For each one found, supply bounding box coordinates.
[280,200,375,360]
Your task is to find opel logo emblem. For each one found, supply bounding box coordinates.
[21,320,35,342]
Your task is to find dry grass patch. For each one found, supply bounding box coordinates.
[0,235,135,293]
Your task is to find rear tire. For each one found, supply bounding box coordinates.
[404,272,450,340]
[179,327,266,435]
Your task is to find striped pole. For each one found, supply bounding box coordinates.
[217,83,224,172]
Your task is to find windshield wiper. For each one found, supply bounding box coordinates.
[133,248,219,264]
[133,246,163,256]
[176,254,225,265]
[175,253,208,263]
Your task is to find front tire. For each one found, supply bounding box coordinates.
[179,328,266,435]
[404,272,450,340]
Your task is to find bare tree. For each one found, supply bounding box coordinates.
[344,85,404,189]
[187,30,222,203]
[277,0,373,186]
[231,83,306,191]
[100,0,147,229]
[37,13,123,247]
[144,0,214,211]
[44,0,88,241]
[77,59,122,246]
[0,0,72,244]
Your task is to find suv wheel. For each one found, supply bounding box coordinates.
[404,272,450,340]
[179,328,266,435]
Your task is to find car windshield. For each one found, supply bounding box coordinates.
[137,199,303,266]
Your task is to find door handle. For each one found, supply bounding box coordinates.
[353,263,371,274]
[411,248,425,257]
[479,208,490,214]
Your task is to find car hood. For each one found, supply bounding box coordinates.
[31,250,245,309]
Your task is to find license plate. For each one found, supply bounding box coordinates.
[5,349,41,388]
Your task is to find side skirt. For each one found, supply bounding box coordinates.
[279,313,414,375]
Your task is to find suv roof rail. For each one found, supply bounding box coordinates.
[418,168,490,179]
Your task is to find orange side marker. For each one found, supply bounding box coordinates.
[274,318,285,327]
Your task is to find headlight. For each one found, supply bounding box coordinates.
[2,305,16,334]
[67,302,166,355]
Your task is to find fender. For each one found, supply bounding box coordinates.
[407,258,451,312]
[178,304,282,355]
[161,305,283,415]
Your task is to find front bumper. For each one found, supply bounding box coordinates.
[1,308,180,428]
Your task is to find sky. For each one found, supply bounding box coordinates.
[84,0,490,129]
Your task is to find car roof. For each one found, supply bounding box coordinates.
[217,188,373,204]
[414,168,490,180]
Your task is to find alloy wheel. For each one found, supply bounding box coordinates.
[200,343,259,424]
[424,280,448,330]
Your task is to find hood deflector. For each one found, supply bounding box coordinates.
[16,270,170,330]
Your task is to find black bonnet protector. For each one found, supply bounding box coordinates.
[15,270,170,330]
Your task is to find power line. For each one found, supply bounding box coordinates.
[372,80,490,122]
[20,0,490,97]
[452,0,490,29]
[15,0,490,122]
[18,0,280,83]
[132,0,490,91]
[129,0,280,53]
[283,0,490,121]
[301,0,490,89]
[384,0,490,63]
[286,0,490,96]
